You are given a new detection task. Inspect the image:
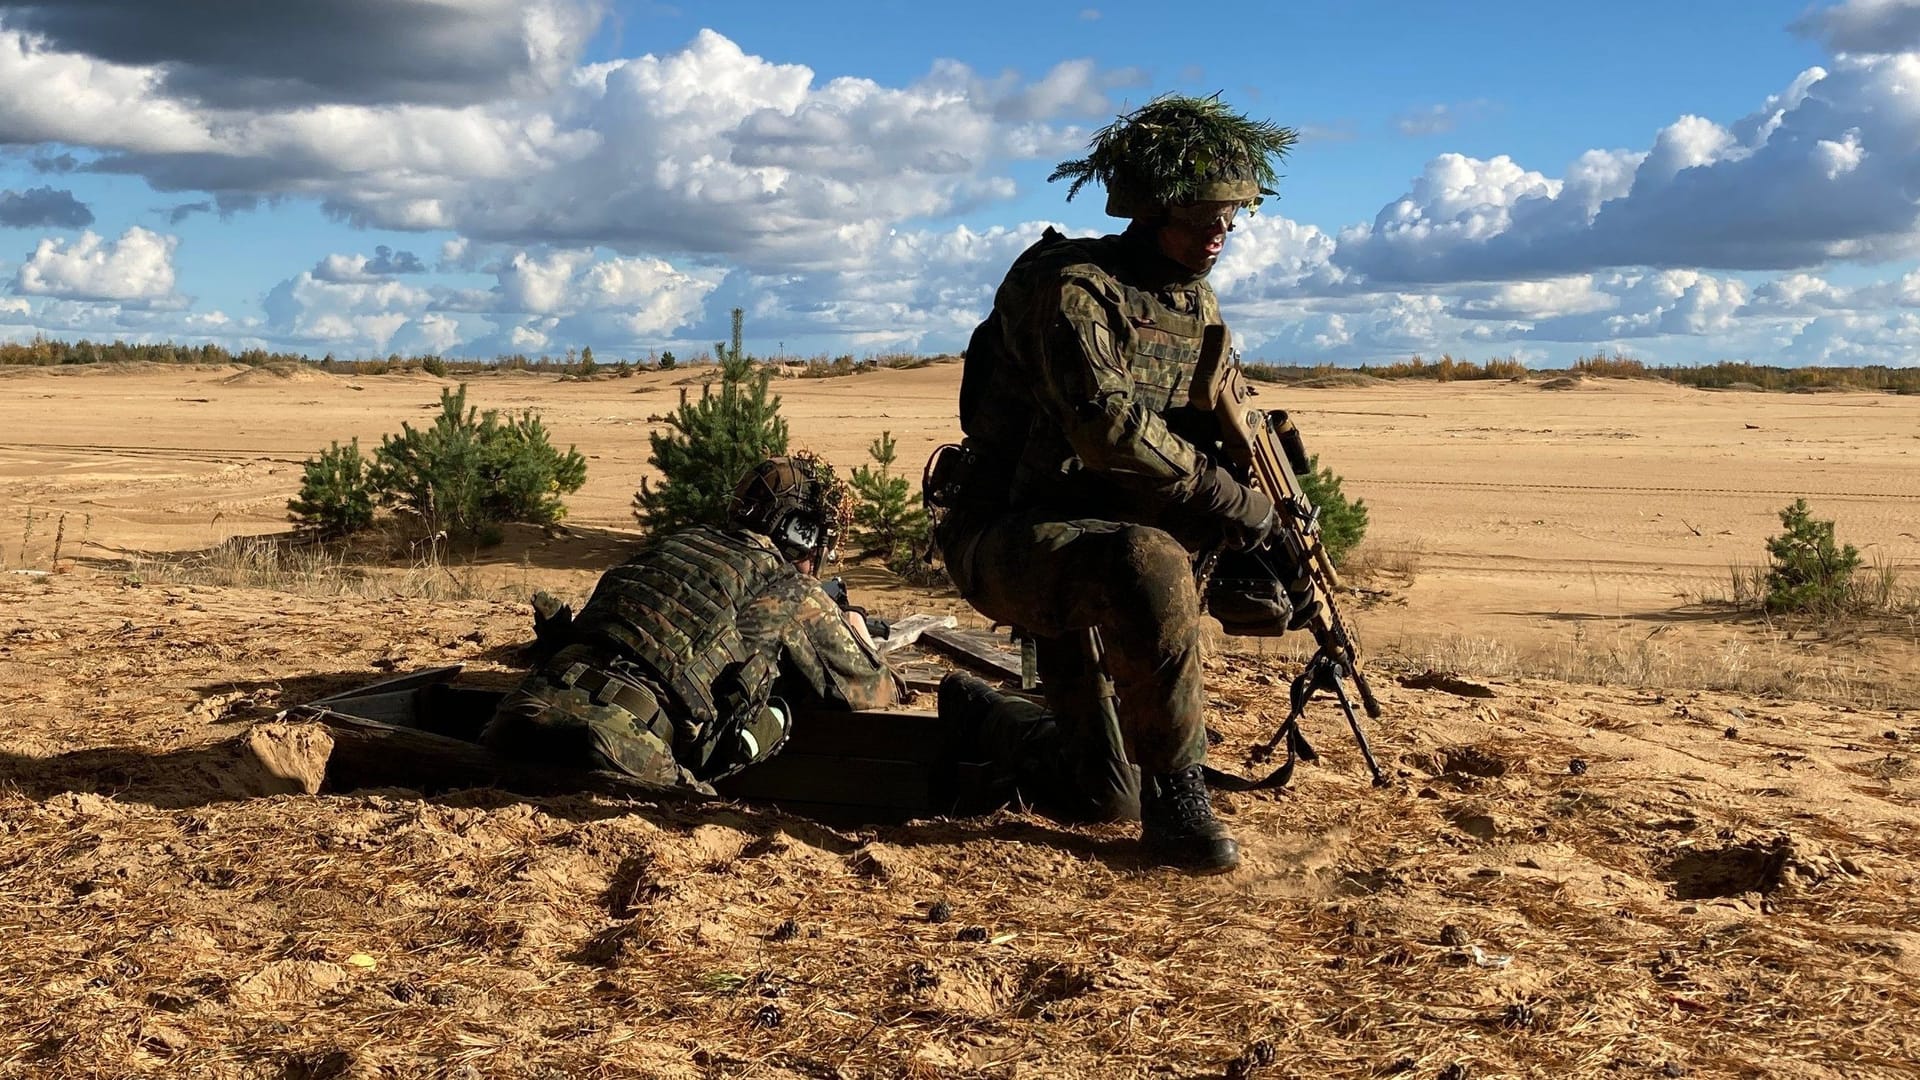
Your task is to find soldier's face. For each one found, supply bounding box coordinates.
[1156,200,1242,273]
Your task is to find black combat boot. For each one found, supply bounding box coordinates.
[1140,764,1240,873]
[936,672,1005,754]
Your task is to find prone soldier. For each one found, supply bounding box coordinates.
[482,454,903,792]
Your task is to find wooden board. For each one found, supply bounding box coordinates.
[918,626,1025,684]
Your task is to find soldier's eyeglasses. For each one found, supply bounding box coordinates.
[1166,201,1245,231]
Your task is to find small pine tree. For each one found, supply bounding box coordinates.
[848,430,930,574]
[371,386,488,540]
[578,346,596,378]
[658,350,677,371]
[1763,499,1861,613]
[482,410,589,528]
[371,384,587,544]
[1297,454,1368,569]
[287,438,376,539]
[633,312,788,530]
[420,355,449,378]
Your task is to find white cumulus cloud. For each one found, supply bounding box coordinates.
[258,244,722,355]
[1335,52,1920,282]
[5,27,1127,271]
[1210,212,1345,299]
[11,226,178,303]
[1453,276,1617,321]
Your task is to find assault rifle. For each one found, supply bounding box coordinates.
[1191,326,1388,789]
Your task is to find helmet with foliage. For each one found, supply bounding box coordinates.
[1049,93,1297,218]
[728,452,851,565]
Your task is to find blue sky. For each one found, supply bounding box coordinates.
[1,0,1916,366]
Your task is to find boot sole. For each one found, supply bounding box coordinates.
[1143,843,1241,874]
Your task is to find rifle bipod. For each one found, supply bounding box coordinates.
[1204,648,1390,792]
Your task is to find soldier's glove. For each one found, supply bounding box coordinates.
[524,590,574,665]
[1281,568,1322,631]
[821,576,853,609]
[820,575,889,638]
[1193,467,1277,551]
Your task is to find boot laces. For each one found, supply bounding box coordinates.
[1157,765,1215,824]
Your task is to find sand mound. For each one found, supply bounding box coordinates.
[0,361,228,379]
[1537,375,1584,390]
[220,363,331,385]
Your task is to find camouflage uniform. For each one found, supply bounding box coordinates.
[483,525,901,793]
[938,224,1251,814]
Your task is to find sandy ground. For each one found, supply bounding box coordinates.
[4,361,1916,696]
[2,363,1919,1078]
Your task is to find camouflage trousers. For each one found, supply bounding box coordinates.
[482,659,707,793]
[480,646,791,796]
[939,507,1209,791]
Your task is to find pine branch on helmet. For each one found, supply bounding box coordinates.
[1047,93,1297,219]
[727,452,851,568]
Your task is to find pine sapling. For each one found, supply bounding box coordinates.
[633,309,789,530]
[849,430,929,575]
[288,438,377,539]
[1763,499,1861,614]
[1297,453,1368,569]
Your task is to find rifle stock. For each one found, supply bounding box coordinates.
[1194,325,1387,788]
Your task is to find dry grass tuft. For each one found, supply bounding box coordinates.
[113,533,521,603]
[1342,542,1423,586]
[1688,557,1920,629]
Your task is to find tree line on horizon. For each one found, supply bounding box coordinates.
[1243,352,1920,393]
[2,332,1915,394]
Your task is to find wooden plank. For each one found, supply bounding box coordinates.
[918,626,1025,683]
[875,613,958,656]
[414,685,501,741]
[716,754,1011,817]
[951,761,1013,814]
[296,668,1008,816]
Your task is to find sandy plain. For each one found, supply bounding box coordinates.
[4,360,1917,695]
[1,362,1918,1078]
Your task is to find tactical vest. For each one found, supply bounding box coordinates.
[959,228,1218,512]
[563,526,793,765]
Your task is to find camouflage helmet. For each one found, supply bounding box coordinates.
[1048,93,1297,219]
[728,452,851,564]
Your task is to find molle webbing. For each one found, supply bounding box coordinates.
[959,229,1212,513]
[571,527,789,728]
[1063,267,1207,414]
